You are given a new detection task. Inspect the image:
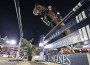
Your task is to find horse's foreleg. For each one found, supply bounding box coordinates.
[41,17,49,25]
[41,16,51,26]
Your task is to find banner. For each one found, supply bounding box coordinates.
[47,53,89,65]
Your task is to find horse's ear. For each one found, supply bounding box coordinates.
[35,4,39,7]
[35,5,37,7]
[36,4,39,6]
[35,2,38,5]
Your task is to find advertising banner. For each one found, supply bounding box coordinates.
[47,53,89,65]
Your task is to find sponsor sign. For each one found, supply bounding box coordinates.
[47,53,89,65]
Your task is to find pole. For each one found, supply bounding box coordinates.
[14,0,23,58]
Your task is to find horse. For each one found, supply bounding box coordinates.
[33,4,70,35]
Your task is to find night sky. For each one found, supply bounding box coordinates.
[0,0,87,45]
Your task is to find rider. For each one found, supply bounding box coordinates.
[48,5,57,14]
[48,5,62,19]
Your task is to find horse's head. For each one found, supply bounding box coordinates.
[33,4,47,16]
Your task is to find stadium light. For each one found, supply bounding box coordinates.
[6,39,16,45]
